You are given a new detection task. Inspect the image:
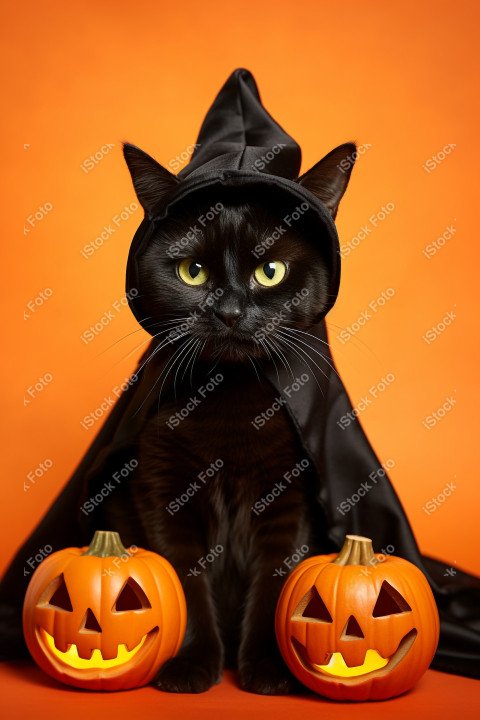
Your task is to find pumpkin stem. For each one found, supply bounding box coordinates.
[333,535,376,566]
[82,530,128,558]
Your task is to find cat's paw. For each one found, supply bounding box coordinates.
[238,656,300,695]
[153,655,222,693]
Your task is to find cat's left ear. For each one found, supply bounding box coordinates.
[297,143,356,220]
[123,143,179,216]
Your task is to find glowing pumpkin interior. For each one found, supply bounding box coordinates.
[291,579,417,678]
[36,573,157,670]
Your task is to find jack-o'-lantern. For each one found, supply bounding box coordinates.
[23,531,186,690]
[275,535,439,700]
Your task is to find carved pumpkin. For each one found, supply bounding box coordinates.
[23,531,186,690]
[275,535,439,700]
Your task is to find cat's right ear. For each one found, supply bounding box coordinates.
[297,142,356,220]
[123,143,179,216]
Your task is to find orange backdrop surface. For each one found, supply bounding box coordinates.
[1,0,479,584]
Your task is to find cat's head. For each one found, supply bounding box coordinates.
[123,143,356,362]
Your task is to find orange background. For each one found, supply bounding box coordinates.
[1,0,479,588]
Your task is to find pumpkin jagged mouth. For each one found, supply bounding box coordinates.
[292,628,417,681]
[37,626,158,670]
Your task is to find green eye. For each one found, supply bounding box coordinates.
[178,258,209,286]
[254,261,287,287]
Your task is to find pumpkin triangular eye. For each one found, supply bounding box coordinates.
[341,615,364,639]
[113,578,152,612]
[48,574,73,612]
[293,586,333,622]
[80,608,102,633]
[372,581,412,617]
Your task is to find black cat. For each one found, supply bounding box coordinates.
[116,150,354,693]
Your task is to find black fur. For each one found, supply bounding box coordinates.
[111,163,353,693]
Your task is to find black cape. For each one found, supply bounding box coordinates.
[2,69,479,679]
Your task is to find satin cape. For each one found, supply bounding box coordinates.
[1,69,479,678]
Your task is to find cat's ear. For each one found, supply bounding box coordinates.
[123,143,179,215]
[297,143,356,220]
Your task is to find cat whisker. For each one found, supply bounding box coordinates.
[133,331,190,388]
[273,333,324,395]
[279,324,334,350]
[173,337,198,399]
[275,329,330,385]
[247,354,261,382]
[283,324,348,361]
[189,339,206,389]
[157,336,195,404]
[180,337,200,385]
[101,316,192,369]
[107,324,191,373]
[324,320,380,362]
[278,326,342,383]
[96,321,153,356]
[207,343,226,375]
[265,336,295,382]
[156,336,198,438]
[207,358,223,375]
[134,335,192,417]
[258,338,280,384]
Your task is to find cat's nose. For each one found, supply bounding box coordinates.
[214,308,242,328]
